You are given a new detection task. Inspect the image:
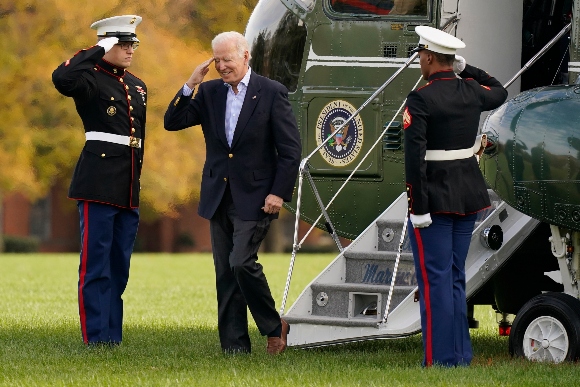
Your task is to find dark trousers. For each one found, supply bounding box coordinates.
[209,187,280,353]
[408,213,476,367]
[77,200,139,344]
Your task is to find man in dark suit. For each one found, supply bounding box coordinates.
[164,31,301,355]
[404,26,507,367]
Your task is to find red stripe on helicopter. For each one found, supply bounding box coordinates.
[331,0,391,15]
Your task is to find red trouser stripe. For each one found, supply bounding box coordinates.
[79,202,89,343]
[414,228,433,366]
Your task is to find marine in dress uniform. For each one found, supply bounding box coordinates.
[404,26,508,366]
[164,31,301,355]
[52,15,146,346]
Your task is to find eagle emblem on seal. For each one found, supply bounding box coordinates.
[315,100,364,166]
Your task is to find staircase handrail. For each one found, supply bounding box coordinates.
[280,69,423,314]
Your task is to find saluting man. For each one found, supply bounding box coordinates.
[52,15,146,346]
[404,26,508,367]
[164,31,301,355]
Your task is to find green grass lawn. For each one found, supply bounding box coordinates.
[1,253,579,386]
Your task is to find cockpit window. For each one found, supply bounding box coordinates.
[329,0,428,17]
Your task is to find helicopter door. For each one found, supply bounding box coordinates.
[455,0,523,96]
[442,0,459,13]
[303,0,434,178]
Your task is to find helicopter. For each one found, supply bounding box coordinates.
[244,0,580,363]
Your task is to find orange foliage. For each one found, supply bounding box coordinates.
[0,0,258,216]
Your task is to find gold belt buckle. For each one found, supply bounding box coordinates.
[129,136,140,148]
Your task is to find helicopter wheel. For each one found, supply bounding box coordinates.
[509,292,580,363]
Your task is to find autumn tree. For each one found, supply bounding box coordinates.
[0,0,258,250]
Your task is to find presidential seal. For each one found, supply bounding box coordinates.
[316,100,363,166]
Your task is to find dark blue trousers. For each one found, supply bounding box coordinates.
[77,201,139,345]
[408,213,476,367]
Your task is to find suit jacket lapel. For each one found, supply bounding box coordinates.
[211,82,229,148]
[230,74,261,149]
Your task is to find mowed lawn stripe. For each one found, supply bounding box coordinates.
[1,253,579,386]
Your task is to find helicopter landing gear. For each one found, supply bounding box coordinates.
[509,292,580,363]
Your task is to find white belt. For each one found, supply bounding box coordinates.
[425,147,473,161]
[425,134,486,161]
[85,132,141,148]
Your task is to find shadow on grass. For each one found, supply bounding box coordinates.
[0,324,219,360]
[2,324,579,387]
[0,323,510,364]
[297,330,512,365]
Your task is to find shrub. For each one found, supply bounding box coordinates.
[174,233,196,252]
[3,235,40,253]
[175,233,195,249]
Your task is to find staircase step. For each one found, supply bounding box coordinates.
[344,250,414,261]
[346,260,416,286]
[282,314,382,328]
[309,283,415,319]
[344,251,416,286]
[375,220,411,251]
[311,282,415,293]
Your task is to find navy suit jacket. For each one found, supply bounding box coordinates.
[52,46,146,209]
[164,72,302,221]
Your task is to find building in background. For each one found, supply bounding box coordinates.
[2,182,340,253]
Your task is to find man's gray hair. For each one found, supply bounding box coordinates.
[212,31,251,60]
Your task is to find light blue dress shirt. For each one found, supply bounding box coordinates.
[182,68,252,148]
[224,69,251,147]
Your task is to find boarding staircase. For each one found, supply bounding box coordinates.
[283,190,540,347]
[279,26,554,346]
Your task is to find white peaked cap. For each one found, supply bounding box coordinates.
[414,26,465,55]
[90,15,142,39]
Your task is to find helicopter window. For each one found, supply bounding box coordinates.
[246,1,308,92]
[329,0,428,16]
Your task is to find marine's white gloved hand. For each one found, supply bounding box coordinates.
[453,55,466,74]
[410,213,432,228]
[97,37,119,53]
